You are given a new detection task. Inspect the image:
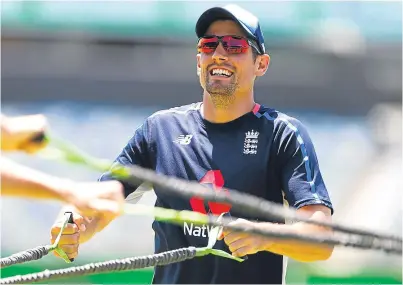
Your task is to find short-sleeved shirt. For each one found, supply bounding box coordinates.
[99,102,333,284]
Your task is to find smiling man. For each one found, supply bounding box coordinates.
[51,4,334,284]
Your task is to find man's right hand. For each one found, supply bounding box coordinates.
[50,212,87,260]
[50,181,125,261]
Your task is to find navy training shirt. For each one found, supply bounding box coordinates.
[99,102,333,284]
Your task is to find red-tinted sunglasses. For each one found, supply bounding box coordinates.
[197,35,260,55]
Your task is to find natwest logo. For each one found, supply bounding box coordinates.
[190,170,231,214]
[184,170,231,237]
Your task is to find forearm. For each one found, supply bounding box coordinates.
[1,157,74,202]
[259,211,334,262]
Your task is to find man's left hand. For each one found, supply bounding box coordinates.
[218,218,270,257]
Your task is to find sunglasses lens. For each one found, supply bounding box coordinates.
[223,36,249,54]
[197,36,250,54]
[198,37,218,53]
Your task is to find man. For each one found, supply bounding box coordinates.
[50,4,334,284]
[1,113,125,218]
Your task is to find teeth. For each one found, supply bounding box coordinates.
[211,68,232,77]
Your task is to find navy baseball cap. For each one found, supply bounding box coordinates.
[195,4,266,55]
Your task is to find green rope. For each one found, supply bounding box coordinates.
[35,134,402,255]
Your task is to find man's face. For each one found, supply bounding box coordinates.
[197,20,260,108]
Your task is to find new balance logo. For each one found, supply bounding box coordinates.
[173,134,193,145]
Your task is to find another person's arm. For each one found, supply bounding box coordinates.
[1,113,125,218]
[1,157,125,219]
[51,120,154,259]
[1,157,74,201]
[1,114,48,153]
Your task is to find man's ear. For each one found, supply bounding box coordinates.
[196,54,201,76]
[255,54,270,77]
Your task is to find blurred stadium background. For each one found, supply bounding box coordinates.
[1,1,402,284]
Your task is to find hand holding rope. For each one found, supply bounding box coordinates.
[35,133,401,254]
[1,212,73,268]
[0,133,401,285]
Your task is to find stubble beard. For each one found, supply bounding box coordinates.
[205,74,238,109]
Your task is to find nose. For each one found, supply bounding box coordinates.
[212,43,228,63]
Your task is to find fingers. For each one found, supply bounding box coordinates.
[50,215,83,240]
[71,212,86,231]
[218,218,266,257]
[50,224,79,260]
[14,114,48,152]
[55,232,80,245]
[53,246,79,260]
[219,220,249,241]
[226,237,243,253]
[51,222,79,236]
[223,231,247,245]
[222,234,258,257]
[218,218,246,240]
[23,137,48,154]
[231,245,257,257]
[50,213,84,261]
[1,114,48,153]
[56,244,79,254]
